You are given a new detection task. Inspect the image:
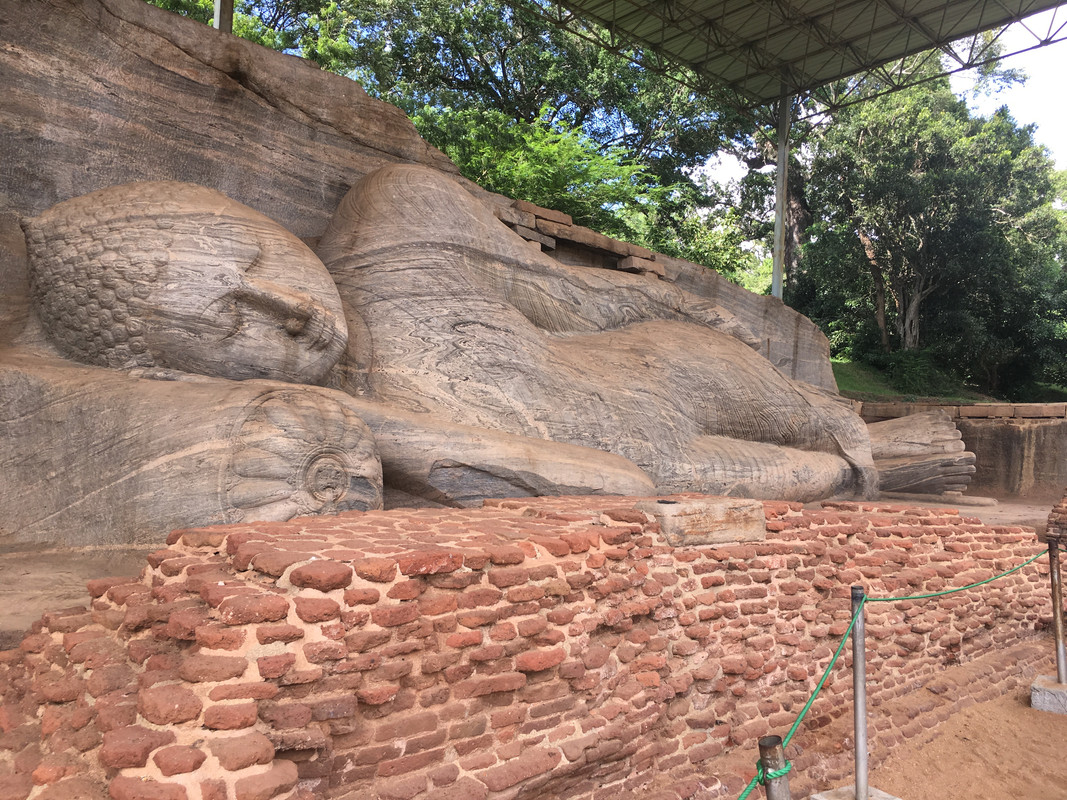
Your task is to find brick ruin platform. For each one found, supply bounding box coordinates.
[0,496,1053,800]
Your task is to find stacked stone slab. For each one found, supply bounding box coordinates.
[0,497,1051,800]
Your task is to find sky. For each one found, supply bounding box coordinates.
[952,8,1067,170]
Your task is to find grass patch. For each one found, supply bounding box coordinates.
[831,358,993,404]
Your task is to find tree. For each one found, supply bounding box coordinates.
[796,77,1067,394]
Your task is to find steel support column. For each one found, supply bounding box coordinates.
[214,0,234,33]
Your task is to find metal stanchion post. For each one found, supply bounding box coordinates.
[851,585,868,800]
[758,735,792,800]
[1049,545,1067,684]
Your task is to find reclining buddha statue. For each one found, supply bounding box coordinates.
[1,163,882,549]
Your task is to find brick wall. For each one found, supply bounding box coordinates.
[0,497,1053,800]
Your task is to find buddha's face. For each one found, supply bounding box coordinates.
[25,182,348,384]
[146,211,348,384]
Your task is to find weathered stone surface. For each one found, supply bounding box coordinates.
[635,497,766,545]
[1030,674,1067,714]
[0,0,457,236]
[318,163,878,502]
[868,410,976,494]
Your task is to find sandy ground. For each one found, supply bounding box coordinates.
[867,684,1067,800]
[0,496,1062,799]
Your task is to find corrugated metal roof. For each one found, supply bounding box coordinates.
[549,0,1066,104]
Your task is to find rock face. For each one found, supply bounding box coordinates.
[318,163,878,501]
[0,0,970,548]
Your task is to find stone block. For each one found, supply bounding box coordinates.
[809,787,902,800]
[513,199,572,226]
[493,204,536,229]
[635,498,766,546]
[617,255,664,277]
[958,404,1014,418]
[1013,403,1067,418]
[1031,674,1067,714]
[511,225,556,250]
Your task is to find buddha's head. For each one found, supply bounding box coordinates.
[22,181,347,384]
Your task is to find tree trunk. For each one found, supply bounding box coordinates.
[855,227,890,352]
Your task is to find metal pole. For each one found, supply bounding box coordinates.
[757,735,792,800]
[771,94,792,301]
[213,0,234,33]
[1049,545,1067,684]
[851,585,868,800]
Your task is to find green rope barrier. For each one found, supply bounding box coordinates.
[736,761,793,800]
[732,546,1050,799]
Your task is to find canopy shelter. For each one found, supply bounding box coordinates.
[534,0,1067,109]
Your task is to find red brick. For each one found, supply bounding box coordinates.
[294,596,340,622]
[204,703,258,730]
[343,587,381,606]
[290,560,353,592]
[445,630,482,648]
[218,595,289,625]
[353,558,397,583]
[453,672,526,699]
[209,732,275,771]
[256,624,305,645]
[259,702,312,729]
[478,746,561,792]
[418,593,457,616]
[35,673,87,703]
[371,604,420,628]
[345,630,392,653]
[308,695,359,721]
[304,641,347,662]
[109,776,186,800]
[487,568,528,588]
[137,685,203,724]
[457,609,497,628]
[95,701,138,732]
[257,654,296,679]
[179,655,248,683]
[485,546,526,565]
[430,778,487,800]
[86,577,131,599]
[386,580,425,601]
[374,775,428,800]
[210,683,280,701]
[377,748,445,778]
[515,647,566,672]
[234,761,298,800]
[395,551,463,576]
[250,550,313,577]
[162,608,209,641]
[100,726,176,768]
[195,625,246,650]
[153,745,206,776]
[356,684,400,705]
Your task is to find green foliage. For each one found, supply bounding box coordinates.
[413,105,654,240]
[795,75,1067,397]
